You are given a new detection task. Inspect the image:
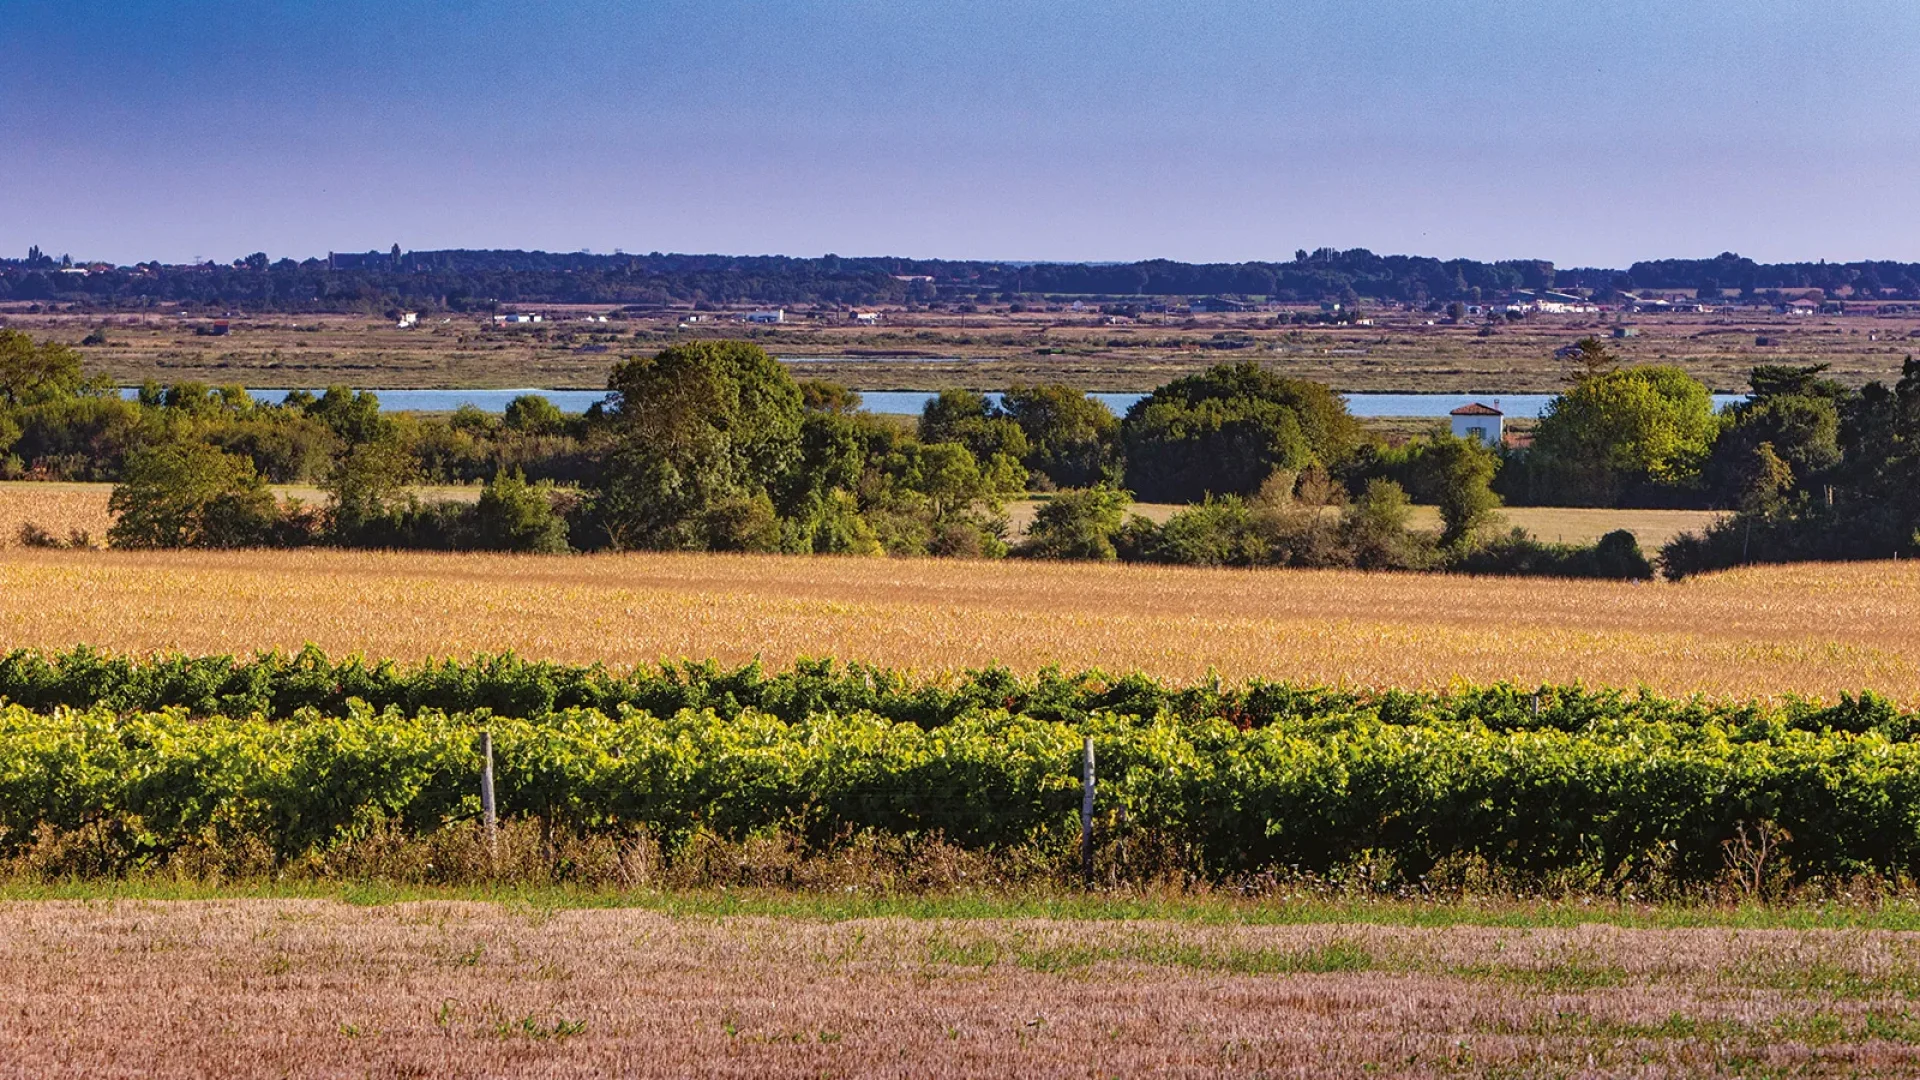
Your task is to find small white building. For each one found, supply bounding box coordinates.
[852,311,881,326]
[745,309,785,324]
[1450,402,1504,445]
[396,311,418,328]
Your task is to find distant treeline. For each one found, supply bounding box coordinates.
[6,245,1920,312]
[5,326,1917,579]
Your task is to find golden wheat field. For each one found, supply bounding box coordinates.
[1,546,1917,699]
[0,482,117,548]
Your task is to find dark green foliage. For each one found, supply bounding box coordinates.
[472,470,570,553]
[1018,486,1130,560]
[1121,362,1362,503]
[106,442,281,548]
[1131,497,1270,566]
[1000,383,1120,488]
[1664,357,1920,576]
[501,394,565,435]
[323,438,418,540]
[1341,478,1428,569]
[918,389,1030,468]
[1451,528,1655,580]
[593,341,804,551]
[5,650,1920,884]
[1423,435,1502,547]
[14,248,1920,315]
[1702,364,1843,508]
[302,387,390,445]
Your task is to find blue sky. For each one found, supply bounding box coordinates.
[5,0,1918,266]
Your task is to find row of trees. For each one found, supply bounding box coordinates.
[15,326,1919,577]
[12,246,1919,312]
[2,330,1647,575]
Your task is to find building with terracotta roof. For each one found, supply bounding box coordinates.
[1449,402,1504,444]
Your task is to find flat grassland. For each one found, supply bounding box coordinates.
[13,304,1919,392]
[2,897,1915,1078]
[0,547,1914,700]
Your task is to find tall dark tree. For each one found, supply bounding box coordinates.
[592,341,804,550]
[1120,362,1361,503]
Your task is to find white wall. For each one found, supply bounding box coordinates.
[1451,414,1503,444]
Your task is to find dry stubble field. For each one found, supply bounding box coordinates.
[0,545,1916,699]
[3,899,1918,1079]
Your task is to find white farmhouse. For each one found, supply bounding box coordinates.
[1449,402,1504,445]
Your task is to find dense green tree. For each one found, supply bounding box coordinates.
[472,470,569,553]
[1019,485,1130,560]
[304,387,390,444]
[1414,434,1503,547]
[593,341,803,550]
[1000,383,1120,488]
[324,439,418,536]
[0,330,85,407]
[1141,497,1270,566]
[1528,365,1719,506]
[1121,363,1361,503]
[502,394,565,435]
[1341,479,1428,569]
[1702,364,1843,507]
[918,389,1031,476]
[107,442,280,548]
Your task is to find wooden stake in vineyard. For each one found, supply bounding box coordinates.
[480,730,498,853]
[1080,736,1095,885]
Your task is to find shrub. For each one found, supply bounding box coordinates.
[1453,528,1654,580]
[1137,497,1271,566]
[473,470,570,553]
[107,442,281,549]
[1121,363,1362,503]
[1018,486,1130,560]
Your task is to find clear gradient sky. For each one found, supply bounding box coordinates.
[5,0,1918,268]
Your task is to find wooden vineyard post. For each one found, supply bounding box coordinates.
[1080,736,1096,885]
[480,730,498,854]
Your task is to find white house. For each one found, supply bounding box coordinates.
[745,309,785,324]
[1450,402,1504,444]
[396,311,418,328]
[852,311,881,325]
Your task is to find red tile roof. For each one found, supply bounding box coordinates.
[1450,402,1503,416]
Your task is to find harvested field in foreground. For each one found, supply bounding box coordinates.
[1,899,1916,1078]
[1,548,1917,699]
